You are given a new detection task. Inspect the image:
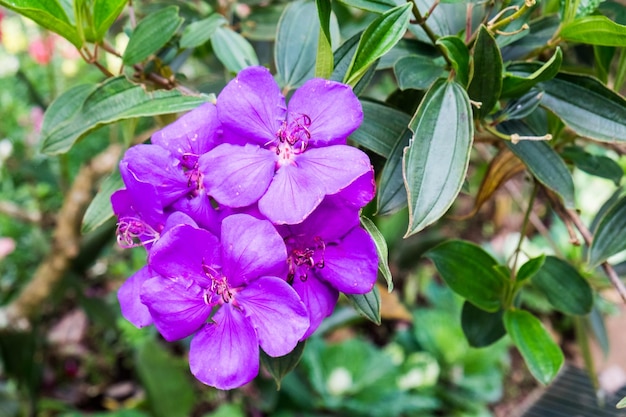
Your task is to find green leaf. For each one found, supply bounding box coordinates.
[40,76,210,155]
[561,146,623,185]
[92,0,126,42]
[500,120,575,209]
[336,0,396,13]
[350,100,410,158]
[461,301,506,348]
[589,194,626,267]
[344,3,412,86]
[504,309,564,385]
[414,308,467,364]
[331,32,377,96]
[82,169,123,233]
[211,26,259,73]
[346,285,381,325]
[468,25,503,118]
[377,127,411,215]
[501,47,562,98]
[135,339,195,417]
[516,254,546,282]
[424,240,507,312]
[531,256,593,315]
[122,6,183,65]
[394,55,446,90]
[180,14,227,49]
[360,216,393,292]
[618,396,626,409]
[561,15,626,46]
[500,15,560,61]
[498,89,544,121]
[40,83,96,141]
[435,36,470,87]
[260,341,306,389]
[0,0,82,47]
[315,0,334,79]
[403,79,473,235]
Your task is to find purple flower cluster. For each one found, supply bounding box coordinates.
[112,66,378,390]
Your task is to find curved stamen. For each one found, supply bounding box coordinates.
[116,217,160,248]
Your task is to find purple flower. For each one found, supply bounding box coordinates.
[141,214,309,389]
[199,66,373,225]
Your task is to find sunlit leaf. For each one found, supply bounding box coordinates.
[180,14,227,49]
[516,255,546,282]
[501,47,562,98]
[92,0,127,42]
[315,0,334,79]
[561,15,626,46]
[436,35,470,87]
[122,6,183,65]
[211,26,259,73]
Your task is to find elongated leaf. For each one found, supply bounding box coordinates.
[260,341,306,389]
[337,0,396,13]
[516,255,546,283]
[344,3,412,86]
[436,36,470,87]
[180,14,227,49]
[531,256,593,315]
[360,216,393,292]
[82,169,123,233]
[350,100,410,158]
[468,25,502,118]
[561,15,626,46]
[589,194,626,267]
[211,26,259,73]
[93,0,126,42]
[315,0,334,79]
[425,240,507,312]
[403,79,473,235]
[504,309,564,385]
[497,89,544,121]
[41,77,210,155]
[461,301,506,348]
[561,146,623,185]
[346,285,381,324]
[500,120,575,208]
[40,83,96,140]
[501,47,562,98]
[500,15,560,62]
[123,6,183,65]
[394,55,446,90]
[0,0,82,47]
[377,127,411,215]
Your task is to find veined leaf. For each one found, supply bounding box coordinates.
[211,26,259,73]
[394,55,446,90]
[315,0,334,79]
[501,47,562,98]
[336,0,396,13]
[350,100,410,158]
[468,25,503,118]
[344,3,412,86]
[532,256,593,315]
[92,0,126,42]
[180,14,227,49]
[40,76,210,155]
[403,79,473,235]
[504,309,564,385]
[516,255,546,283]
[346,285,381,325]
[377,127,411,215]
[260,341,306,389]
[122,6,183,65]
[561,146,623,185]
[82,169,123,233]
[560,15,626,46]
[360,216,393,292]
[436,36,470,87]
[589,194,626,267]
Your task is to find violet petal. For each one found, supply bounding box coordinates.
[117,265,154,328]
[292,274,338,339]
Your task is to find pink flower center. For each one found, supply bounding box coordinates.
[116,217,160,248]
[272,113,312,167]
[287,236,326,283]
[202,262,235,305]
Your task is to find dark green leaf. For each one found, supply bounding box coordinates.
[497,89,544,121]
[40,83,96,141]
[260,341,306,389]
[500,120,575,208]
[180,14,227,49]
[531,256,593,315]
[516,254,545,282]
[589,194,626,267]
[468,25,503,118]
[0,0,82,47]
[344,3,412,86]
[588,306,609,356]
[461,301,506,348]
[82,169,123,233]
[504,309,564,385]
[135,339,194,417]
[211,26,259,73]
[377,127,411,215]
[122,6,183,65]
[41,76,210,155]
[561,146,623,185]
[360,216,393,292]
[336,0,396,13]
[501,47,562,98]
[394,55,446,90]
[425,240,507,312]
[346,285,381,325]
[436,36,470,87]
[403,79,473,235]
[500,15,560,61]
[92,0,127,42]
[350,100,410,158]
[561,15,626,46]
[315,0,334,79]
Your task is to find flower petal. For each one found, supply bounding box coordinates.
[200,143,276,208]
[117,266,154,328]
[141,276,212,341]
[220,214,287,287]
[217,66,285,146]
[258,163,325,225]
[292,274,338,339]
[287,78,362,147]
[326,169,376,210]
[151,103,220,167]
[319,226,378,294]
[170,190,222,236]
[189,305,259,390]
[236,276,309,356]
